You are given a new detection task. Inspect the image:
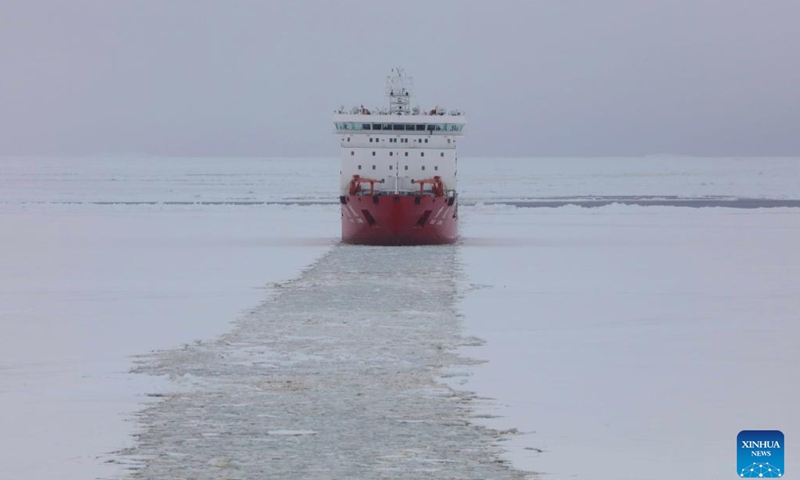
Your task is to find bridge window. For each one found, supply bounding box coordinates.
[424,139,429,143]
[357,122,460,132]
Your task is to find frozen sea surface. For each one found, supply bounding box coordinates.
[2,156,798,205]
[0,203,338,480]
[457,204,800,479]
[122,245,528,479]
[1,156,798,479]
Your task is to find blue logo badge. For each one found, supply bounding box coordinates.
[738,430,784,477]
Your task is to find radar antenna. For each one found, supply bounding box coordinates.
[386,68,414,115]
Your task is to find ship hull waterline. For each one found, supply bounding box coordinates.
[341,194,458,246]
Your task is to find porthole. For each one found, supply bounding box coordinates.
[372,165,376,170]
[369,138,373,143]
[424,139,429,143]
[389,165,393,170]
[390,152,393,156]
[358,165,362,170]
[435,166,438,171]
[404,165,408,171]
[422,166,426,171]
[404,152,408,157]
[372,151,376,156]
[351,151,355,156]
[440,152,444,157]
[421,152,425,157]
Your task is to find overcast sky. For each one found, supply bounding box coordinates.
[1,1,798,157]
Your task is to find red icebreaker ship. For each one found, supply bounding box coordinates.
[334,68,466,245]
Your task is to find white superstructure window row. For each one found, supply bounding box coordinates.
[335,122,463,132]
[345,149,452,156]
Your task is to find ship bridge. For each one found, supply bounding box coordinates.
[334,115,465,133]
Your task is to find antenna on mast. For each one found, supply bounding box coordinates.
[386,68,414,115]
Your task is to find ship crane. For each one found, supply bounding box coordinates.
[348,175,384,196]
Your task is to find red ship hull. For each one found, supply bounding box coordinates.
[341,194,458,245]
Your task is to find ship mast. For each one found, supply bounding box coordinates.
[386,67,414,115]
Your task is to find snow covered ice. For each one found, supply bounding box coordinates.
[1,157,798,479]
[457,204,800,479]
